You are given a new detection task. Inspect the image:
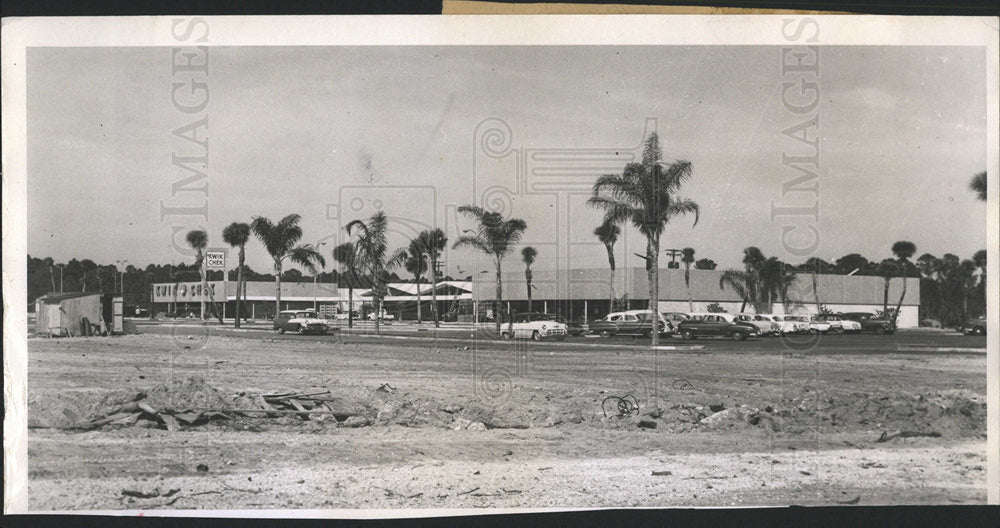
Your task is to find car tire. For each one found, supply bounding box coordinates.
[277,327,285,334]
[532,331,542,341]
[298,325,307,335]
[600,330,612,338]
[834,327,845,334]
[501,331,513,340]
[879,325,890,335]
[681,330,695,340]
[731,330,747,341]
[973,326,985,336]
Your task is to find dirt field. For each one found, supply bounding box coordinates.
[26,333,987,510]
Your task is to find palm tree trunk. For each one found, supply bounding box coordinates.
[812,266,820,313]
[648,237,660,347]
[274,261,282,319]
[415,274,422,323]
[375,293,382,335]
[495,259,503,338]
[606,244,616,312]
[348,285,354,329]
[685,265,692,312]
[235,252,244,328]
[431,257,439,328]
[882,277,890,315]
[526,270,532,312]
[199,258,207,321]
[893,272,907,328]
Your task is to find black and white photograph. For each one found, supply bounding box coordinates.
[2,15,998,514]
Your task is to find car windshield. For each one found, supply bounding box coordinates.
[296,312,312,318]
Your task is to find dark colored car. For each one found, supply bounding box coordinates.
[677,314,759,341]
[841,312,895,334]
[588,310,668,337]
[959,317,987,336]
[552,316,587,336]
[273,310,329,335]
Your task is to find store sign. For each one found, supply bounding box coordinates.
[205,250,226,269]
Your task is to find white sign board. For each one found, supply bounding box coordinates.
[205,250,226,270]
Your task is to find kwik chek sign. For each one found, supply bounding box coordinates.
[205,249,227,270]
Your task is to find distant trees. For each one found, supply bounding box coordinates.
[970,171,986,202]
[718,247,795,314]
[693,258,717,270]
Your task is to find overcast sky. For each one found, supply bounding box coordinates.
[27,45,987,276]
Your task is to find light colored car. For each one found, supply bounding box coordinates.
[734,313,781,336]
[766,314,811,335]
[662,312,691,335]
[500,312,567,341]
[367,309,395,321]
[814,313,862,333]
[786,314,830,334]
[273,310,329,335]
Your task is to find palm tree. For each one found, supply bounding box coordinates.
[960,259,978,319]
[593,220,621,313]
[970,171,986,201]
[452,205,528,337]
[404,239,428,323]
[521,246,537,311]
[803,257,828,313]
[588,132,699,346]
[890,241,916,328]
[346,211,407,335]
[719,269,755,313]
[760,257,796,313]
[185,230,210,321]
[250,214,326,318]
[332,242,359,328]
[876,258,898,316]
[222,222,250,328]
[681,247,695,312]
[973,249,986,288]
[415,228,448,327]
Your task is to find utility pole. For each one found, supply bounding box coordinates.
[663,249,682,269]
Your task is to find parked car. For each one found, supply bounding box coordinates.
[662,312,691,334]
[589,310,670,337]
[333,310,359,320]
[841,312,895,334]
[814,313,862,333]
[787,314,831,334]
[678,313,760,341]
[553,316,587,336]
[959,316,987,336]
[367,309,395,321]
[500,312,567,341]
[766,314,811,335]
[734,313,781,336]
[274,310,329,335]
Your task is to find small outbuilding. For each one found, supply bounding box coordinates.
[34,292,117,336]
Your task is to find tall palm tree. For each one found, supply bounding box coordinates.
[185,230,210,321]
[719,269,755,313]
[681,247,695,312]
[876,258,898,316]
[970,171,986,202]
[250,214,325,318]
[760,257,796,313]
[593,220,620,313]
[891,241,916,328]
[521,246,537,311]
[803,257,828,313]
[346,211,406,335]
[222,222,250,328]
[404,239,428,323]
[452,205,528,337]
[332,242,359,328]
[415,228,448,327]
[588,132,699,346]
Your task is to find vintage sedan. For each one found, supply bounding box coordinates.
[677,313,760,341]
[842,312,895,334]
[662,312,691,334]
[500,312,567,341]
[274,310,329,335]
[734,313,781,336]
[766,314,811,335]
[552,315,587,336]
[589,310,669,337]
[959,316,987,336]
[813,313,862,333]
[784,314,831,334]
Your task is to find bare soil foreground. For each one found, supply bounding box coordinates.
[26,333,986,510]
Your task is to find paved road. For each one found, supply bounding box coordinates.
[135,320,986,355]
